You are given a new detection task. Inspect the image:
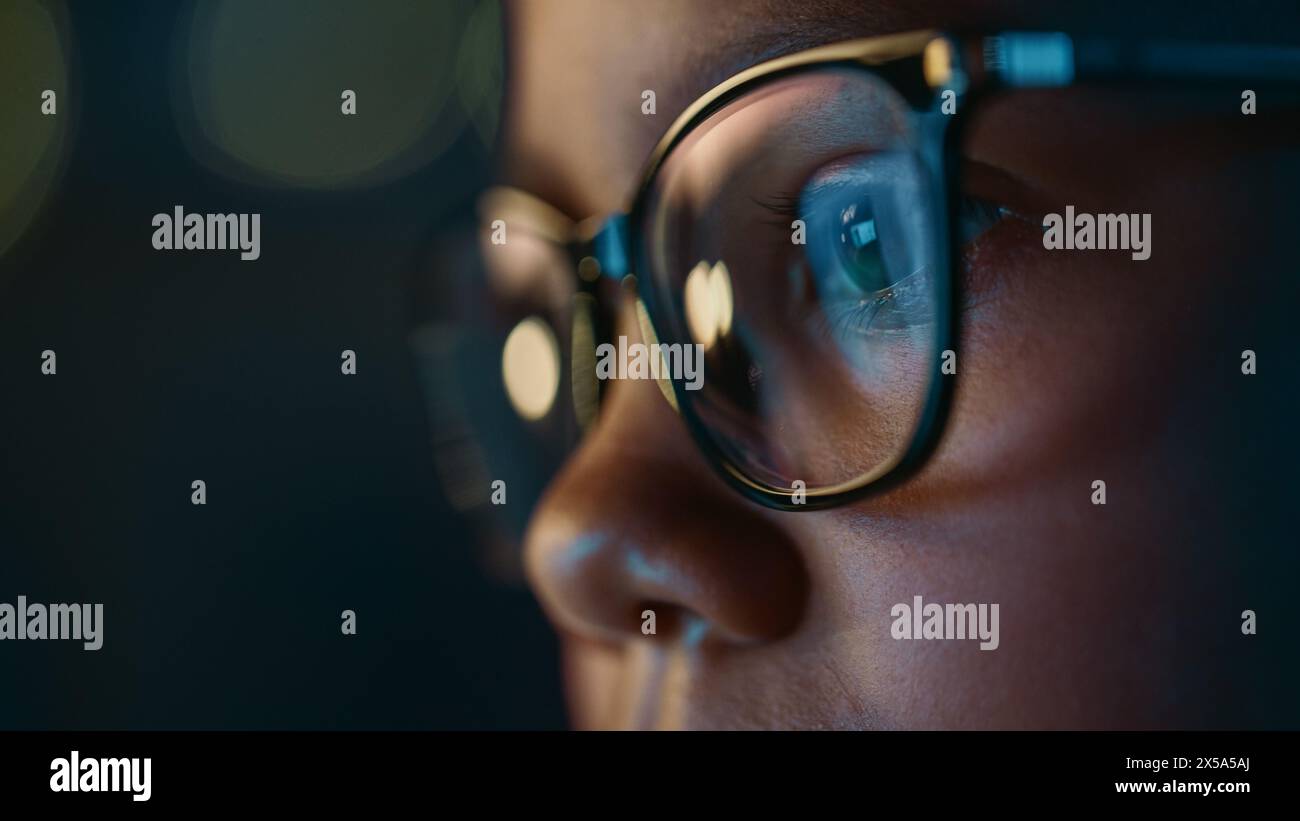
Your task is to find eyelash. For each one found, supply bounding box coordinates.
[754,190,1010,338]
[753,191,1011,245]
[813,291,894,340]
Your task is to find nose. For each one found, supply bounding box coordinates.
[524,298,808,647]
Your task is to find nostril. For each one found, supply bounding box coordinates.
[634,601,690,641]
[525,495,809,647]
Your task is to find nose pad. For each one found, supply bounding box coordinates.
[524,296,809,648]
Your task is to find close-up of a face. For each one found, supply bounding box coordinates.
[6,1,1300,805]
[9,1,1300,810]
[492,0,1300,729]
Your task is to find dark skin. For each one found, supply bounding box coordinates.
[498,0,1300,728]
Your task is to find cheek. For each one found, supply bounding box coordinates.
[781,191,1247,726]
[930,179,1241,513]
[789,487,1195,728]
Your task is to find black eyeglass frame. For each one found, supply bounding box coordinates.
[481,29,1300,512]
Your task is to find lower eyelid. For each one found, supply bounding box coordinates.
[956,196,1006,244]
[957,211,1045,313]
[960,158,1056,228]
[953,159,1059,314]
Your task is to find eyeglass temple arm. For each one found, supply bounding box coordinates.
[988,32,1300,88]
[568,33,1300,279]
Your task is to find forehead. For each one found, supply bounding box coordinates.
[500,0,928,217]
[499,0,1297,219]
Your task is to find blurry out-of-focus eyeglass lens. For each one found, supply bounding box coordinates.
[408,190,614,569]
[474,188,610,447]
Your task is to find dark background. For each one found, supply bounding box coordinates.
[0,0,565,729]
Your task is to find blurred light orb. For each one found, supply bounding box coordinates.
[684,260,734,351]
[502,317,560,421]
[456,0,504,148]
[179,0,480,188]
[0,0,69,260]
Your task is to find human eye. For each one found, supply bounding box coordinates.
[772,153,1006,341]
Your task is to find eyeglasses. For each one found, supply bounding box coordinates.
[477,29,1300,511]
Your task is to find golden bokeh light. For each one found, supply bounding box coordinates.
[175,0,494,188]
[0,0,70,262]
[683,259,734,351]
[502,316,560,421]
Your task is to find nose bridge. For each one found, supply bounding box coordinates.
[583,212,630,281]
[523,299,809,649]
